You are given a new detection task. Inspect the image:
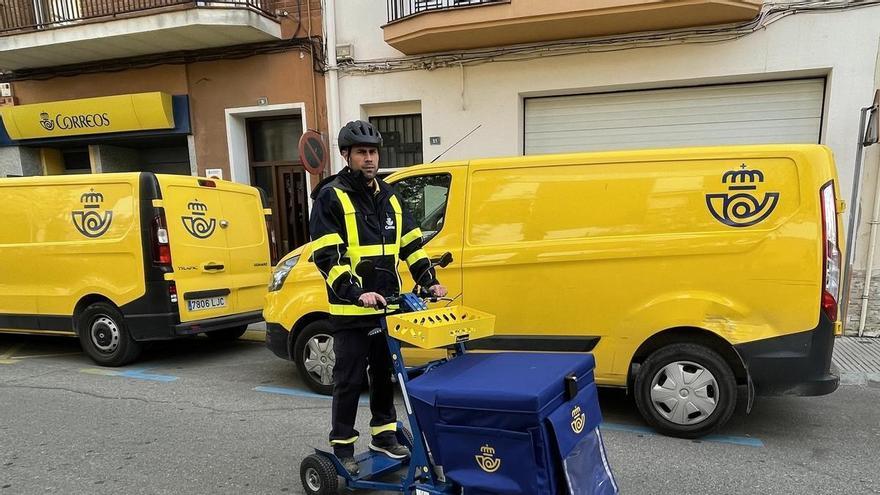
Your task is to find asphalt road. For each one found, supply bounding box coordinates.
[1,333,878,494]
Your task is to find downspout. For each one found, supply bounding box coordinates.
[859,152,880,337]
[323,0,342,174]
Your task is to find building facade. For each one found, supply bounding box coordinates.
[327,0,880,334]
[0,0,328,255]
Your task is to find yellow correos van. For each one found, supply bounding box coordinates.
[264,144,843,438]
[0,172,272,366]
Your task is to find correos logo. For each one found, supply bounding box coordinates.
[39,110,111,132]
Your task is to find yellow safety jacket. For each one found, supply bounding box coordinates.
[309,169,437,319]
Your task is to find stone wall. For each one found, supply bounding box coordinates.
[0,146,41,177]
[844,270,880,337]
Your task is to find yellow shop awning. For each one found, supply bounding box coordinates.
[0,92,175,140]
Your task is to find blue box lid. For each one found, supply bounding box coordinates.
[408,352,595,413]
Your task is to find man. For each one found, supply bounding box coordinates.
[309,120,448,475]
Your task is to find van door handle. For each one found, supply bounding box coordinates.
[203,263,225,272]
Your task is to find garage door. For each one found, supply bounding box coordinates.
[524,79,825,155]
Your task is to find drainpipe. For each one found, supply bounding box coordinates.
[323,0,342,174]
[859,162,880,337]
[858,101,880,337]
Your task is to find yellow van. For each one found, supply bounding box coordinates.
[0,173,272,366]
[264,144,843,438]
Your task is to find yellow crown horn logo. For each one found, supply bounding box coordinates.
[475,444,502,473]
[571,405,586,434]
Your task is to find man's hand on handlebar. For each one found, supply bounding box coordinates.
[429,284,448,298]
[358,292,387,309]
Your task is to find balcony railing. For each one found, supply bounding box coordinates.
[0,0,276,35]
[386,0,505,23]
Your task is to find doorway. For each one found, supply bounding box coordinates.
[247,116,309,258]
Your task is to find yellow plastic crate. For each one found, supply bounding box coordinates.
[386,306,495,349]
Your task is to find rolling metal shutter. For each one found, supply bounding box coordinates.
[524,79,825,155]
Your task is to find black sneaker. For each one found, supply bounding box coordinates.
[368,440,410,459]
[339,456,359,475]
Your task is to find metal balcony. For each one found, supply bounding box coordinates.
[386,0,506,23]
[0,0,282,70]
[383,0,763,55]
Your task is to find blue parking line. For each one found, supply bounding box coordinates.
[600,422,764,448]
[254,386,369,405]
[118,370,178,382]
[80,367,178,382]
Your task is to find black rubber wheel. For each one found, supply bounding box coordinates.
[205,325,248,341]
[294,320,336,395]
[77,302,142,366]
[300,454,339,495]
[633,343,737,439]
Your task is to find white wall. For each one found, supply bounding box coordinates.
[337,5,880,206]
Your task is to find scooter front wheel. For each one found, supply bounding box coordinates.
[300,454,339,495]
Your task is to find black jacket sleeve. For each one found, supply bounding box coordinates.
[309,188,364,302]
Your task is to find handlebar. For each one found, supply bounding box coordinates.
[355,289,449,309]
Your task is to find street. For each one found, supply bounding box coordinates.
[1,333,879,495]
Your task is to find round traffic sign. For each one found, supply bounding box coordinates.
[298,130,328,175]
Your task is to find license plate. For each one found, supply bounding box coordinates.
[187,296,226,312]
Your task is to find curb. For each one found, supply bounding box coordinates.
[242,329,266,343]
[839,371,880,386]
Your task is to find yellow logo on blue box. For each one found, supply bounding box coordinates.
[475,444,502,473]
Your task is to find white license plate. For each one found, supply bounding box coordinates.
[187,296,226,312]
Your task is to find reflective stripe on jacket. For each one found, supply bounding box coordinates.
[309,169,437,317]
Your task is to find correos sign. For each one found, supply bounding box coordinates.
[0,92,175,139]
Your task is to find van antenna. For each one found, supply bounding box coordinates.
[430,124,481,163]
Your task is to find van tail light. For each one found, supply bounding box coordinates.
[266,215,279,264]
[820,181,841,322]
[151,208,172,266]
[168,282,178,304]
[198,179,216,188]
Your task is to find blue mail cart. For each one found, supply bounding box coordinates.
[299,291,617,495]
[408,351,618,495]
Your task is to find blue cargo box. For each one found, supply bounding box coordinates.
[408,352,618,495]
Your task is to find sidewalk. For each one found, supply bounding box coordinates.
[242,322,267,343]
[833,336,880,386]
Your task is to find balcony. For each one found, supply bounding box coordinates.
[0,0,282,70]
[384,0,763,55]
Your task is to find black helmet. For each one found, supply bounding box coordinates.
[338,120,383,150]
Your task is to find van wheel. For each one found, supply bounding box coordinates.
[205,325,248,341]
[294,320,335,395]
[77,302,141,367]
[633,343,737,439]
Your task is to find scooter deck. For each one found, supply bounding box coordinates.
[349,449,408,482]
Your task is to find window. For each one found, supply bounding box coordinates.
[369,114,423,169]
[62,148,90,174]
[248,117,303,163]
[392,173,452,243]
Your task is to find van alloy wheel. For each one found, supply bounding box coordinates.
[302,333,335,386]
[90,315,121,353]
[649,360,718,425]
